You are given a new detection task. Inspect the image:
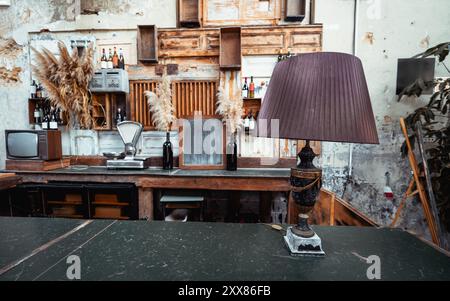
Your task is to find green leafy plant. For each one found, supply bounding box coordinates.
[399,42,450,231]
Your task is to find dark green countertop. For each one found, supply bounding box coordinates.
[2,167,291,179]
[0,217,449,281]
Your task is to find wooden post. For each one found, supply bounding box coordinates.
[138,187,154,221]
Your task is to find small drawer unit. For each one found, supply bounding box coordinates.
[89,69,129,93]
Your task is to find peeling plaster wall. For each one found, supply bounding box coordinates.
[316,0,450,238]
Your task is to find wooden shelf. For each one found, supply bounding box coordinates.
[51,214,84,219]
[28,98,68,126]
[179,0,200,28]
[220,27,242,70]
[48,201,83,206]
[285,0,306,22]
[137,25,158,63]
[93,216,130,220]
[92,202,130,207]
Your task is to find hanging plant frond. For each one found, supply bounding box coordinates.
[216,86,244,134]
[31,41,95,129]
[145,73,176,132]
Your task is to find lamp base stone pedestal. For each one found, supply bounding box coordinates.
[284,226,325,256]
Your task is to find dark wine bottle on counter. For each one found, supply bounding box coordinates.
[162,132,174,170]
[226,134,238,171]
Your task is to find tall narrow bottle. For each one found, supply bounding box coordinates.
[163,132,174,170]
[107,48,113,69]
[49,109,58,130]
[118,48,125,69]
[242,77,248,98]
[112,47,119,68]
[101,49,108,69]
[226,133,238,171]
[249,76,255,99]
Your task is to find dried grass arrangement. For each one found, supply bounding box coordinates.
[144,74,176,132]
[31,41,95,129]
[216,86,244,134]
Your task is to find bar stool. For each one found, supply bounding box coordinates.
[160,196,205,222]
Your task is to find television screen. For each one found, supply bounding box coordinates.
[6,131,39,158]
[396,58,435,95]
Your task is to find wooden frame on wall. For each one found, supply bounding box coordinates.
[179,115,226,170]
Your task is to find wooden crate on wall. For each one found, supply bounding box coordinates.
[137,25,158,63]
[129,80,219,130]
[179,0,201,28]
[220,27,242,70]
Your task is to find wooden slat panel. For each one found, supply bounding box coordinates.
[129,80,218,129]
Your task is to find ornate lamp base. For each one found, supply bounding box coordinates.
[284,226,325,256]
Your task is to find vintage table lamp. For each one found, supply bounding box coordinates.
[258,52,379,256]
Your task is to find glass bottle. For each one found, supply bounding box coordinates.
[226,133,238,171]
[163,132,174,170]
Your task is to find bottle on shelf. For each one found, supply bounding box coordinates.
[36,83,42,98]
[49,109,58,130]
[116,108,123,125]
[118,48,125,70]
[113,47,119,68]
[41,112,49,130]
[101,48,108,69]
[34,103,41,125]
[107,48,113,69]
[242,77,248,99]
[30,80,37,98]
[249,76,255,99]
[244,111,251,136]
[249,111,256,132]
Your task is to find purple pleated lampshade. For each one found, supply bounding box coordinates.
[258,52,379,144]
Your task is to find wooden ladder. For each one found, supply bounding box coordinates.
[391,118,443,248]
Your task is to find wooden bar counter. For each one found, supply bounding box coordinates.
[2,167,291,221]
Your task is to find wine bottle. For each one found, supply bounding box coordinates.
[34,103,41,124]
[226,133,238,171]
[116,108,122,125]
[244,112,250,136]
[36,83,42,98]
[41,113,48,130]
[49,109,58,130]
[118,48,125,70]
[112,47,119,68]
[249,76,255,99]
[101,48,108,69]
[107,48,113,69]
[249,111,256,132]
[162,132,174,170]
[242,77,248,99]
[30,80,37,98]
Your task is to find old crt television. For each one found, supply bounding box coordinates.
[5,130,62,161]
